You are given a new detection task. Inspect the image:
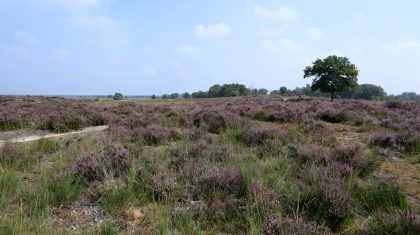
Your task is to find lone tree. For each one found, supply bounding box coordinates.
[303,55,359,101]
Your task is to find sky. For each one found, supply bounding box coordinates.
[1,0,420,95]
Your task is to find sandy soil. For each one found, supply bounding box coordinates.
[0,125,109,147]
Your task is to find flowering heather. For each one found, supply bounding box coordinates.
[134,124,178,145]
[73,152,104,183]
[240,125,285,146]
[191,109,227,134]
[151,172,178,200]
[262,216,331,235]
[196,166,245,197]
[0,143,24,165]
[102,142,130,176]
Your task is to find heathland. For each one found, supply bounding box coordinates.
[0,96,419,234]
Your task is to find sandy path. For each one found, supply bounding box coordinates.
[0,125,109,147]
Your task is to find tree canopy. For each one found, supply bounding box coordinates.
[304,55,359,101]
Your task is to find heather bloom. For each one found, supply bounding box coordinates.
[103,142,130,176]
[73,152,104,183]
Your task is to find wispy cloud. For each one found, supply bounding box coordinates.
[4,46,29,57]
[15,31,39,45]
[254,5,298,21]
[69,15,119,32]
[383,39,420,53]
[175,44,202,57]
[305,27,325,40]
[195,23,231,40]
[35,0,103,9]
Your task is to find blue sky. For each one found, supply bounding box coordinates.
[1,0,419,95]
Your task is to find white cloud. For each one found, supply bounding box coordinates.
[4,46,29,57]
[69,15,119,32]
[254,5,298,21]
[14,31,39,45]
[195,23,231,40]
[383,39,420,53]
[261,38,301,52]
[305,27,325,40]
[52,47,72,58]
[142,68,158,77]
[175,44,202,57]
[36,0,102,8]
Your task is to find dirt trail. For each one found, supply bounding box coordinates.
[0,125,109,147]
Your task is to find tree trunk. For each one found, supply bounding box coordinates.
[331,90,335,101]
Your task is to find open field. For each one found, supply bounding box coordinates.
[0,96,419,234]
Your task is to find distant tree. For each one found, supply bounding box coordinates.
[151,94,156,99]
[395,92,420,100]
[191,91,208,98]
[208,85,222,98]
[162,94,169,99]
[113,93,124,100]
[258,88,268,95]
[279,86,288,95]
[354,84,386,100]
[270,90,281,95]
[182,92,191,99]
[170,93,180,99]
[304,55,359,101]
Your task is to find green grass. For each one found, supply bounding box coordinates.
[348,181,408,213]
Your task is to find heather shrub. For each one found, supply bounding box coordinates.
[151,172,179,200]
[38,112,86,132]
[348,181,408,213]
[194,166,246,198]
[288,144,329,165]
[191,110,226,134]
[318,111,348,123]
[359,210,420,235]
[0,115,29,131]
[73,152,104,183]
[102,142,130,176]
[297,166,354,230]
[329,144,375,176]
[135,125,178,145]
[240,125,285,146]
[0,143,25,166]
[262,216,331,235]
[371,131,419,153]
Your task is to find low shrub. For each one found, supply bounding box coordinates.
[134,125,178,145]
[73,152,104,183]
[262,216,331,235]
[191,110,227,134]
[319,111,348,123]
[359,210,420,235]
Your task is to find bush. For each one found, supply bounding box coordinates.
[135,125,178,145]
[319,111,348,123]
[262,216,331,235]
[359,210,420,235]
[102,142,130,176]
[192,110,226,134]
[297,166,354,230]
[73,152,104,183]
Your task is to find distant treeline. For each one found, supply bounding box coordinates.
[154,83,420,101]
